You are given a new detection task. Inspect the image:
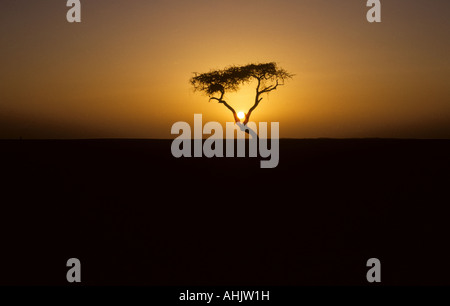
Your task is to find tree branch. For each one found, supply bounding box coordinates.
[243,79,281,125]
[221,100,240,123]
[209,93,240,123]
[209,97,222,103]
[259,80,281,94]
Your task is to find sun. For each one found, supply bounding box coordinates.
[237,112,245,120]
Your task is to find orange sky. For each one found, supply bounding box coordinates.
[1,0,449,138]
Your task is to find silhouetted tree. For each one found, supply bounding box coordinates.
[190,63,293,128]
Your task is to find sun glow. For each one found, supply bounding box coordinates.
[237,112,245,120]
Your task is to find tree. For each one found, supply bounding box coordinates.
[190,62,293,132]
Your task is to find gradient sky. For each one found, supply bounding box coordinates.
[1,0,449,139]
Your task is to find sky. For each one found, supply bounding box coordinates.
[0,0,449,139]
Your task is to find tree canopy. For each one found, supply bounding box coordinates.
[190,62,293,125]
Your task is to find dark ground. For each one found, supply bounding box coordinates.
[1,139,449,285]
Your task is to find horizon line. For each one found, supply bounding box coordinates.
[1,137,450,141]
